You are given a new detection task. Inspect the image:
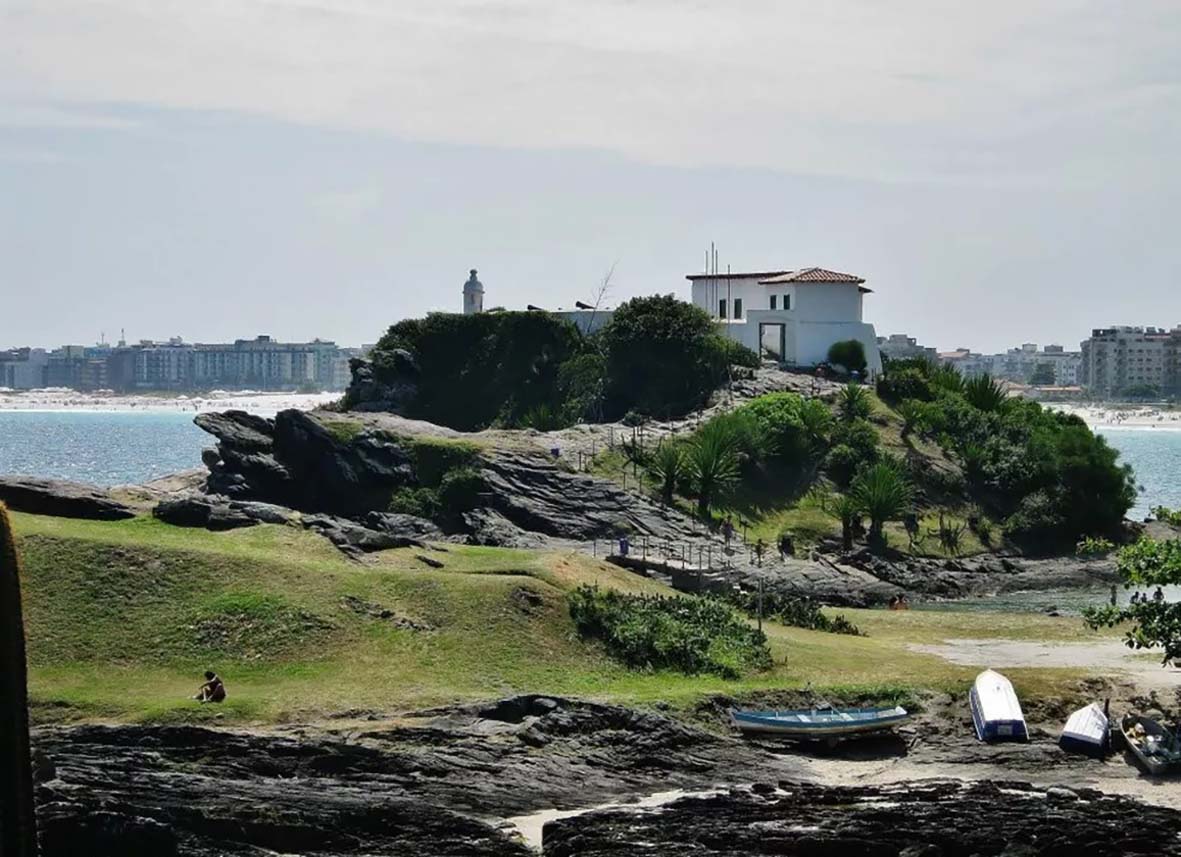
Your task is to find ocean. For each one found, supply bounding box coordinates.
[0,410,1179,510]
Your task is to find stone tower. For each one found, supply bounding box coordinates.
[463,269,484,315]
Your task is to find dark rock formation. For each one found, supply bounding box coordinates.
[31,696,782,856]
[543,779,1181,856]
[301,513,431,557]
[0,477,136,521]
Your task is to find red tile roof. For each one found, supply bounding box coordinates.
[758,267,865,285]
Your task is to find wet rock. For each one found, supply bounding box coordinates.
[0,476,136,521]
[543,779,1181,856]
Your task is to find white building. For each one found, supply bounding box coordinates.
[686,267,882,375]
[1080,326,1180,397]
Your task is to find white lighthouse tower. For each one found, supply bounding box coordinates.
[462,269,484,315]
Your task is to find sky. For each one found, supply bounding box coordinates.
[2,0,1180,352]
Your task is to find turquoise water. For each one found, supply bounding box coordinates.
[0,411,208,486]
[1095,427,1181,521]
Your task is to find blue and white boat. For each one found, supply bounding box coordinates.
[731,705,911,740]
[969,669,1028,743]
[1059,702,1109,758]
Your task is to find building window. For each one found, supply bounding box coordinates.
[770,295,777,310]
[784,294,791,310]
[734,298,743,319]
[718,299,727,319]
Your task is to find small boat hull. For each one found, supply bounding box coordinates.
[1122,715,1179,776]
[1059,703,1109,758]
[731,705,911,740]
[969,670,1028,743]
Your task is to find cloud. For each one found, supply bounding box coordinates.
[1,0,1178,186]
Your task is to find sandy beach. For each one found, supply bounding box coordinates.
[1047,403,1181,431]
[0,388,338,416]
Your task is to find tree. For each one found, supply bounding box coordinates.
[0,502,37,857]
[687,420,740,514]
[827,340,868,374]
[649,442,688,503]
[837,382,872,422]
[601,295,756,419]
[851,461,915,548]
[833,494,861,551]
[1084,538,1181,664]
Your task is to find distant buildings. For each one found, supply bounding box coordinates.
[938,343,1082,387]
[877,333,937,363]
[1079,326,1181,398]
[0,336,361,392]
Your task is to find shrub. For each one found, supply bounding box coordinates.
[1004,489,1066,545]
[964,374,1009,413]
[649,443,688,503]
[929,364,966,394]
[687,419,740,513]
[828,340,868,374]
[410,438,481,486]
[568,585,771,677]
[388,486,441,518]
[602,294,754,419]
[725,588,862,636]
[851,461,915,548]
[877,367,934,404]
[1076,535,1116,557]
[438,468,486,514]
[736,392,809,463]
[797,398,836,452]
[1152,506,1181,526]
[837,383,872,422]
[896,400,932,439]
[825,444,864,488]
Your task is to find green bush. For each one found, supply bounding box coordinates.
[825,444,864,488]
[963,374,1009,412]
[837,382,872,422]
[828,340,868,373]
[1004,490,1066,545]
[1076,535,1115,557]
[725,589,862,636]
[877,367,934,403]
[602,295,757,419]
[388,486,441,518]
[438,468,486,514]
[1153,506,1181,526]
[568,585,771,678]
[410,438,481,486]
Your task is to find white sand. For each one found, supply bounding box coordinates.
[0,388,338,416]
[1047,404,1181,432]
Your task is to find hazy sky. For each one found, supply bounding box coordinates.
[3,0,1180,352]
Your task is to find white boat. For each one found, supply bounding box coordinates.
[1121,714,1181,776]
[969,669,1028,743]
[731,705,911,741]
[1059,702,1109,757]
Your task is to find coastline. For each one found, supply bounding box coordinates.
[0,388,338,416]
[1046,403,1181,432]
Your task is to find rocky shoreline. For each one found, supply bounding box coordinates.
[29,693,1181,856]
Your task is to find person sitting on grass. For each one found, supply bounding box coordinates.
[193,670,226,703]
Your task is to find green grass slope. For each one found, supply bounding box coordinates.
[13,513,1109,726]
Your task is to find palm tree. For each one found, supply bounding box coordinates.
[0,502,37,857]
[649,442,687,503]
[837,382,871,423]
[964,374,1008,412]
[896,400,928,442]
[930,364,965,394]
[851,461,915,549]
[687,421,740,514]
[833,494,861,551]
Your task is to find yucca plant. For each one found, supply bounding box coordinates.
[649,442,688,503]
[837,382,872,423]
[833,494,861,551]
[797,398,835,453]
[964,374,1008,412]
[687,420,740,514]
[930,364,966,394]
[0,502,37,857]
[851,461,915,548]
[896,400,929,441]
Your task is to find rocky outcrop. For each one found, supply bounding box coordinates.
[543,779,1181,856]
[0,477,136,521]
[30,696,784,856]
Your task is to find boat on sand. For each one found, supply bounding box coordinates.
[731,705,911,743]
[1121,714,1181,775]
[1059,702,1109,758]
[969,669,1028,743]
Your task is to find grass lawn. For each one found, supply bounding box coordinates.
[12,512,1113,726]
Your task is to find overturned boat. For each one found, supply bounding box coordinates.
[1059,702,1109,758]
[731,705,911,742]
[969,669,1028,743]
